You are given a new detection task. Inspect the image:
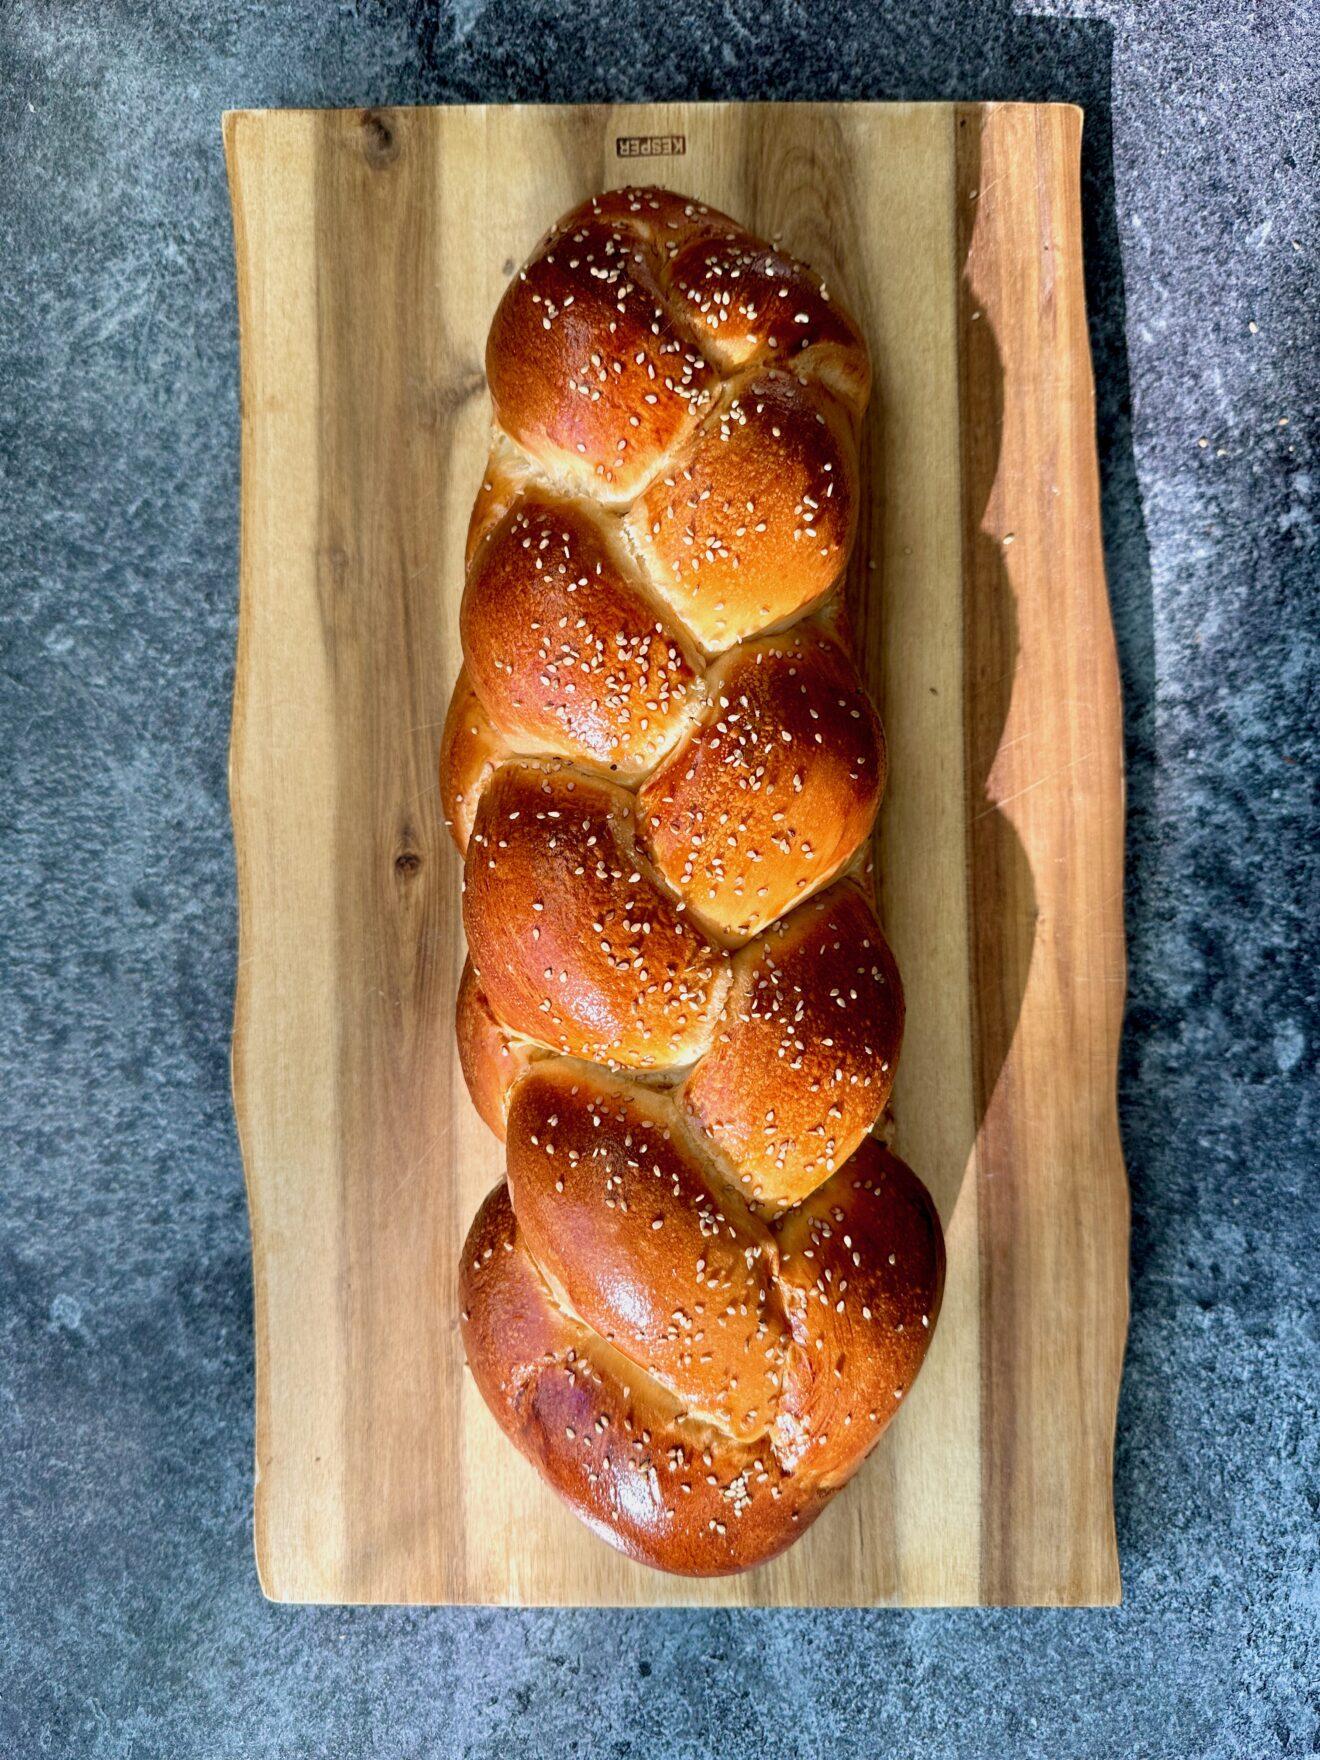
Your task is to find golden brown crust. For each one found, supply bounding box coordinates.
[771,1138,944,1478]
[683,884,904,1210]
[464,436,533,569]
[637,621,885,941]
[463,761,730,1068]
[455,958,539,1139]
[623,369,858,653]
[505,1061,790,1443]
[662,226,872,417]
[486,214,716,504]
[461,489,703,777]
[542,187,872,417]
[439,667,506,855]
[559,187,743,257]
[459,1181,821,1575]
[459,1131,943,1577]
[446,186,942,1576]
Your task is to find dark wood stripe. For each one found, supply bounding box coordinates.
[313,107,464,1599]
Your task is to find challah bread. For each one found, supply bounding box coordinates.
[461,1129,941,1577]
[443,187,944,1575]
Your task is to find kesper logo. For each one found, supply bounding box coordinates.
[615,134,686,159]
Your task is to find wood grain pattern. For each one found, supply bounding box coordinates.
[224,100,1128,1606]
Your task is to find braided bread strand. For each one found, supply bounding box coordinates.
[442,188,943,1576]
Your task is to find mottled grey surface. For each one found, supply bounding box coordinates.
[1,0,1316,1754]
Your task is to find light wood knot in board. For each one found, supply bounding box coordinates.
[394,849,424,880]
[357,110,400,168]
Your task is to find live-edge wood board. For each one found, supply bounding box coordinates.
[224,101,1129,1606]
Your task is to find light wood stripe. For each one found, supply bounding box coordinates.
[861,103,983,1606]
[956,103,1127,1606]
[227,112,350,1598]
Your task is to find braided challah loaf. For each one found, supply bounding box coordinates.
[443,187,944,1576]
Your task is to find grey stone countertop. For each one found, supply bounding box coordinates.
[1,2,1315,1755]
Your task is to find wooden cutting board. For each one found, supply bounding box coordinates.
[224,100,1128,1606]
